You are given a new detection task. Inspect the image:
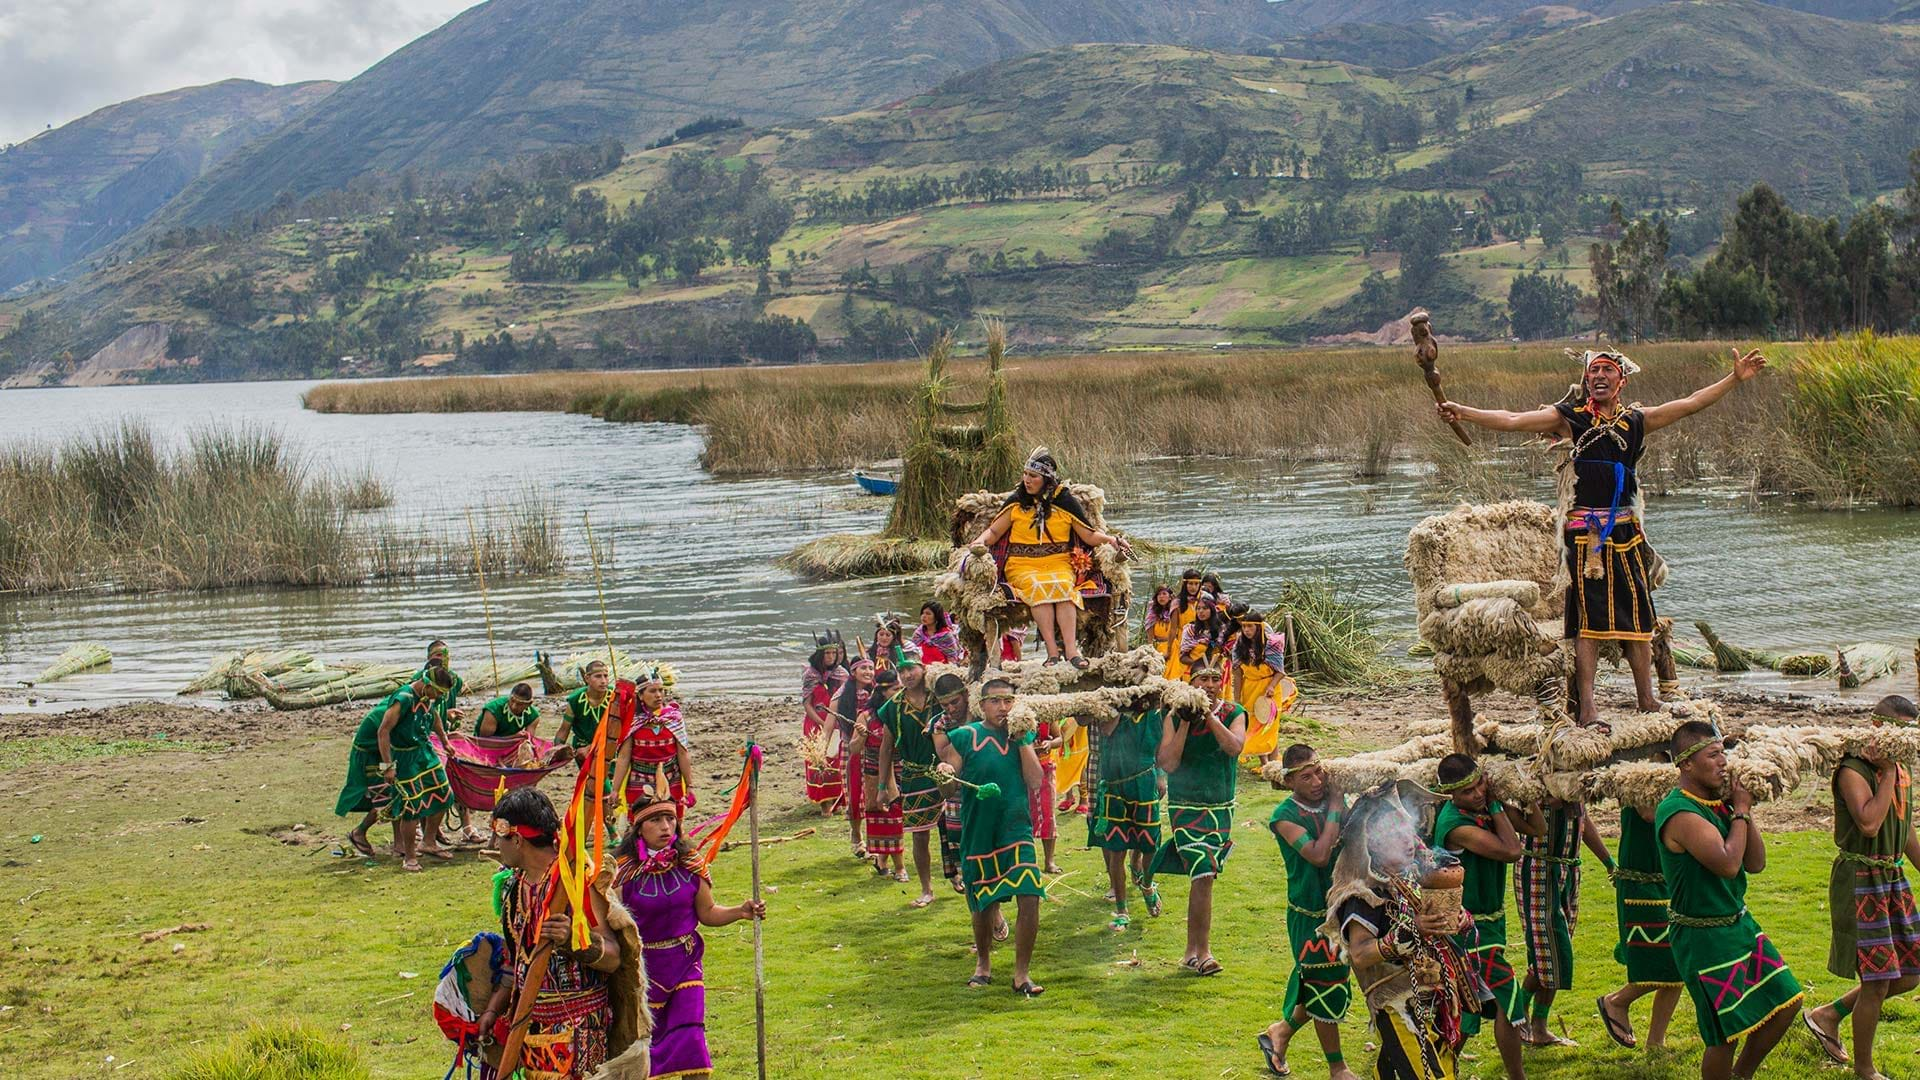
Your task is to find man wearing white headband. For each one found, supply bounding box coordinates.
[1436,346,1766,724]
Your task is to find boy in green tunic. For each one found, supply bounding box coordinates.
[420,640,478,843]
[475,682,541,738]
[1151,663,1246,977]
[1259,743,1358,1080]
[1087,705,1165,930]
[876,657,945,908]
[1801,695,1920,1080]
[1596,796,1684,1051]
[1430,752,1538,1080]
[1656,721,1804,1080]
[336,662,457,871]
[553,660,615,756]
[935,675,1046,996]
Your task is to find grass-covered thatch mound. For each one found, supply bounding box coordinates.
[1266,575,1391,687]
[778,535,950,580]
[167,1021,371,1080]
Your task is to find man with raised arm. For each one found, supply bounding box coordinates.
[1655,721,1803,1080]
[1436,348,1766,724]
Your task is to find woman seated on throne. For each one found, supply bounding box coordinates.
[968,448,1132,670]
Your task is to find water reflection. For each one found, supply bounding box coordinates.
[2,380,1912,708]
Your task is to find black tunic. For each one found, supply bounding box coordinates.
[1554,401,1645,509]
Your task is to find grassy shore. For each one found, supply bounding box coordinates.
[2,699,1903,1079]
[0,423,564,593]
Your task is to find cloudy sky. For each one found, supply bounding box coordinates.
[0,0,475,145]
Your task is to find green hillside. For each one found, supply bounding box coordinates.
[148,0,1298,232]
[3,0,1915,383]
[0,79,336,293]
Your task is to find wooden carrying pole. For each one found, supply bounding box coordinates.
[749,746,769,1080]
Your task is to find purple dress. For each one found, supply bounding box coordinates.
[615,853,711,1079]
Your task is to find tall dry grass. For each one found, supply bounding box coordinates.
[0,423,565,594]
[305,340,1916,501]
[1778,333,1920,507]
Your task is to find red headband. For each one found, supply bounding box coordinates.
[491,819,552,841]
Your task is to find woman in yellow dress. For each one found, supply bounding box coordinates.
[1164,569,1205,683]
[969,448,1132,669]
[1144,585,1178,663]
[1231,609,1295,765]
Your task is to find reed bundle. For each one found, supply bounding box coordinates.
[33,642,111,684]
[178,648,316,695]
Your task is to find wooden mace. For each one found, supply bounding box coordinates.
[1410,309,1472,446]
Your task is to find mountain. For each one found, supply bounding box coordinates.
[5,0,1916,381]
[0,79,336,292]
[150,0,1299,231]
[1267,0,1917,31]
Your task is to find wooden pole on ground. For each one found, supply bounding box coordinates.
[749,744,768,1080]
[465,509,502,689]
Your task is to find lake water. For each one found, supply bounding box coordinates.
[2,379,1913,708]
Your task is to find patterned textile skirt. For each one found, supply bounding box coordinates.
[1372,1003,1458,1080]
[622,756,687,819]
[1005,552,1082,609]
[1452,913,1525,1037]
[801,712,844,810]
[863,756,904,857]
[1088,770,1162,853]
[961,839,1045,914]
[1614,869,1683,985]
[1028,760,1057,841]
[900,779,942,834]
[1670,913,1804,1046]
[940,789,963,881]
[1282,906,1351,1023]
[1563,520,1655,642]
[1516,825,1581,990]
[336,742,453,822]
[516,987,611,1080]
[1149,801,1233,879]
[1827,859,1920,981]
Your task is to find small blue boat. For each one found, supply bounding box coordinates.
[853,470,898,496]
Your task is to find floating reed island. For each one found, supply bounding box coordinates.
[0,422,565,594]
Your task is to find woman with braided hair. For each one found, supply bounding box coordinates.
[967,447,1132,670]
[1437,347,1767,725]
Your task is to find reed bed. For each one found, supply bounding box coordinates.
[0,423,566,594]
[302,340,1878,498]
[1264,575,1391,687]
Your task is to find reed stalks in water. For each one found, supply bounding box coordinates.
[0,423,565,594]
[301,341,1848,497]
[1265,575,1390,687]
[1779,333,1920,507]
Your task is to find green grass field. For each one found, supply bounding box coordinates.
[0,728,1907,1078]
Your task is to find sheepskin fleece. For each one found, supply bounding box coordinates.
[930,646,1198,738]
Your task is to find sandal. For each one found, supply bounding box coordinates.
[992,918,1010,942]
[850,845,867,860]
[346,833,376,858]
[418,846,455,861]
[966,974,992,988]
[1068,655,1090,670]
[1013,981,1044,998]
[1108,912,1131,932]
[1058,796,1076,813]
[1192,956,1223,977]
[401,858,423,872]
[1596,994,1636,1050]
[1142,883,1162,918]
[1042,655,1062,667]
[910,894,935,909]
[1802,1007,1849,1065]
[1257,1031,1291,1077]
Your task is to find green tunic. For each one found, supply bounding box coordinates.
[414,665,464,732]
[1433,799,1523,1033]
[1827,757,1919,979]
[1088,709,1163,853]
[877,694,944,832]
[1613,803,1682,985]
[334,687,454,821]
[949,721,1044,913]
[475,696,540,738]
[1655,788,1804,1045]
[1150,700,1243,878]
[561,687,614,751]
[1272,796,1350,1022]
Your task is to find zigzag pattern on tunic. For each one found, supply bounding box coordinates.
[1697,932,1791,1015]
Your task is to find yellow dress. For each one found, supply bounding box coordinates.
[1002,502,1083,609]
[1237,664,1297,761]
[1163,606,1199,683]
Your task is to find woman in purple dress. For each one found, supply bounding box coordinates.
[613,792,766,1078]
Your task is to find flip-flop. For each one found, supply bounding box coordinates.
[1142,884,1163,918]
[1068,656,1090,670]
[992,919,1011,942]
[1596,995,1636,1049]
[911,894,934,909]
[1108,912,1131,932]
[895,870,911,884]
[418,847,456,861]
[966,974,992,988]
[347,834,376,858]
[401,858,423,872]
[1013,981,1044,998]
[1257,1032,1291,1077]
[1802,1008,1849,1065]
[1193,956,1223,977]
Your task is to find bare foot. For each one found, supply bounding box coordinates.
[1329,1066,1361,1080]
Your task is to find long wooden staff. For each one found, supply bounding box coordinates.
[749,742,769,1080]
[583,511,620,681]
[1410,309,1472,446]
[465,509,502,690]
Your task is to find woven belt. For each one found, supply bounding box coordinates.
[1527,853,1581,866]
[1838,851,1905,869]
[1669,907,1745,929]
[1007,541,1070,557]
[643,933,697,952]
[1567,509,1637,529]
[1472,911,1504,923]
[1289,902,1328,918]
[1612,867,1665,884]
